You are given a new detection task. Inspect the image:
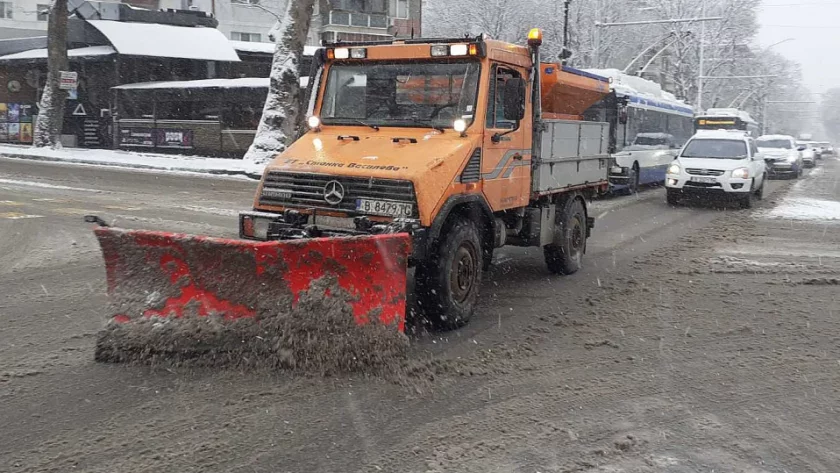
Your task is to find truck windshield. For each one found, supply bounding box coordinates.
[681,139,748,159]
[756,139,792,149]
[320,60,481,129]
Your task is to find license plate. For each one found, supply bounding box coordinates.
[690,176,717,184]
[356,199,414,217]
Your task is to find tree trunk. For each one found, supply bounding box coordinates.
[33,0,69,148]
[245,0,316,164]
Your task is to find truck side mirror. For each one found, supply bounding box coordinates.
[502,78,526,122]
[797,145,806,151]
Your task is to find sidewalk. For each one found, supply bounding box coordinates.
[0,144,266,179]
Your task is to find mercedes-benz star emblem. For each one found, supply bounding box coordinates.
[323,180,345,205]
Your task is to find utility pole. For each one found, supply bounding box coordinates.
[696,0,706,111]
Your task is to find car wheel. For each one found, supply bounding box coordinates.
[755,175,765,200]
[740,183,754,209]
[666,189,680,206]
[628,164,640,194]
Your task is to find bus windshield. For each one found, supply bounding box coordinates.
[682,139,748,159]
[320,60,481,129]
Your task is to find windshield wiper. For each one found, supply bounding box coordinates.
[354,119,379,130]
[401,118,445,133]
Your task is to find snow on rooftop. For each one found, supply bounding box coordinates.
[583,68,694,115]
[0,45,115,61]
[114,77,269,90]
[230,40,274,54]
[701,107,757,124]
[229,41,319,56]
[758,134,795,141]
[692,129,752,140]
[87,20,240,62]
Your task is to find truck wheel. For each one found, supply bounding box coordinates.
[544,198,585,275]
[415,219,482,329]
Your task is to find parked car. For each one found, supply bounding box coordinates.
[666,131,766,208]
[757,134,803,179]
[609,132,681,193]
[796,142,818,167]
[815,141,834,157]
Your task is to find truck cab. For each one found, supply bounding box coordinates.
[240,31,611,328]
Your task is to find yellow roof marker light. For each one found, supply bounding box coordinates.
[527,28,543,46]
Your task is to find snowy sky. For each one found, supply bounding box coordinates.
[756,0,840,94]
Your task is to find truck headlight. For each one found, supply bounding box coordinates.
[667,163,681,175]
[731,167,749,179]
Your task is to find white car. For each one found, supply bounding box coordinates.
[665,131,767,208]
[756,134,803,179]
[796,142,817,167]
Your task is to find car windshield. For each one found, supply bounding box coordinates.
[320,60,481,129]
[757,139,792,149]
[681,139,748,158]
[633,135,669,146]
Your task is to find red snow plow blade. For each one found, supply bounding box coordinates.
[93,227,411,331]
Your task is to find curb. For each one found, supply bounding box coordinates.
[0,152,264,180]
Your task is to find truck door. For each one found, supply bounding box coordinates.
[481,65,530,211]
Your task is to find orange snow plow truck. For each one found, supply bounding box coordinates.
[91,29,611,346]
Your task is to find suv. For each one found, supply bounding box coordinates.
[665,131,767,208]
[756,134,803,179]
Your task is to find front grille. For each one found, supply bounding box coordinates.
[460,148,482,183]
[686,168,725,176]
[259,171,417,215]
[684,181,722,188]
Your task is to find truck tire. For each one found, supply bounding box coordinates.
[415,218,482,329]
[543,198,585,275]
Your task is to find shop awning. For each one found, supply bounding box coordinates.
[0,45,116,62]
[87,20,240,62]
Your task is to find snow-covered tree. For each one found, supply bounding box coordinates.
[820,89,840,142]
[423,0,806,114]
[33,0,69,148]
[245,0,317,164]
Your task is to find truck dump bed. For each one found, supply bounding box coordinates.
[540,64,611,119]
[533,65,611,195]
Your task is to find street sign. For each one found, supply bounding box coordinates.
[59,71,77,90]
[72,103,87,116]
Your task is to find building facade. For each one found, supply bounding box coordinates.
[0,0,50,39]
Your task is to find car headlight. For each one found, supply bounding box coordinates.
[731,167,749,179]
[667,163,681,175]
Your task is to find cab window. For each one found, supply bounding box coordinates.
[485,65,521,130]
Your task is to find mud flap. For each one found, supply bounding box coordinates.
[93,227,411,331]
